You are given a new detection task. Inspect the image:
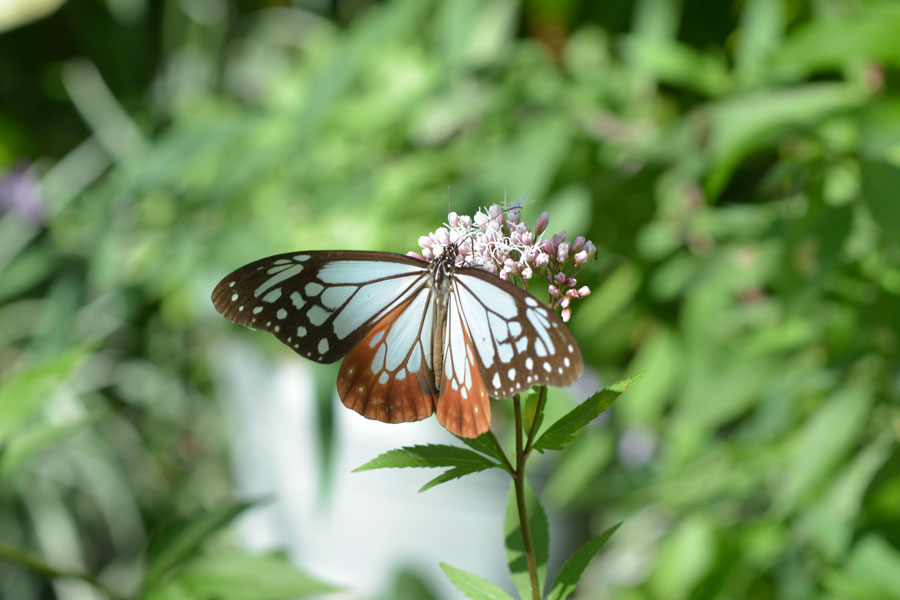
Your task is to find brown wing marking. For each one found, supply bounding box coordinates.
[336,293,436,424]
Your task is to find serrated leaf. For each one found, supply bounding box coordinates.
[353,444,499,472]
[548,523,622,600]
[534,374,643,453]
[505,480,549,599]
[523,388,542,435]
[439,563,516,600]
[145,550,342,600]
[145,500,259,586]
[458,433,508,466]
[418,464,495,493]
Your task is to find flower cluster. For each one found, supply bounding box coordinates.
[413,203,596,322]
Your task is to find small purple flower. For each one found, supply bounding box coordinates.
[417,201,598,318]
[0,163,45,226]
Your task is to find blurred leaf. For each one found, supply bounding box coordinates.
[772,7,900,79]
[0,345,92,441]
[861,159,900,243]
[702,83,865,197]
[547,522,620,600]
[458,433,509,466]
[504,480,549,599]
[0,415,96,475]
[825,536,900,600]
[0,0,67,33]
[0,540,96,584]
[534,374,642,453]
[439,562,515,600]
[775,376,874,514]
[734,0,784,87]
[146,550,341,600]
[377,566,440,600]
[145,500,258,586]
[545,430,614,507]
[620,37,730,96]
[354,444,500,472]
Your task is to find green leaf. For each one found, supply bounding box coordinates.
[523,388,541,436]
[504,480,549,599]
[534,374,642,453]
[0,415,97,475]
[0,345,93,441]
[439,563,515,600]
[145,500,259,586]
[458,433,508,466]
[0,540,97,584]
[861,159,900,241]
[548,523,621,600]
[353,444,500,472]
[418,464,496,493]
[145,550,341,600]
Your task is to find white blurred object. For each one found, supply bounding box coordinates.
[0,0,67,33]
[213,340,516,599]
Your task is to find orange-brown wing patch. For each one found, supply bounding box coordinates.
[436,300,491,438]
[337,289,436,424]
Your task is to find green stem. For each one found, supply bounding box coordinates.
[486,430,515,475]
[513,396,541,600]
[523,385,547,457]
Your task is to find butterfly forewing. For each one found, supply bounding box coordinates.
[211,251,430,364]
[450,269,583,398]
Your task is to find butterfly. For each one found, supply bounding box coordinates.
[211,244,583,438]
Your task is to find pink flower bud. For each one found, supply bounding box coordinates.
[566,277,576,287]
[407,251,426,261]
[448,212,459,228]
[435,227,450,245]
[561,308,571,322]
[521,266,533,279]
[535,211,549,235]
[548,285,560,297]
[422,248,433,260]
[566,288,580,298]
[560,297,570,309]
[574,250,588,265]
[499,269,510,281]
[555,272,567,284]
[557,242,570,263]
[577,285,591,297]
[474,211,489,228]
[418,235,432,249]
[572,236,585,252]
[540,240,554,255]
[504,258,518,274]
[534,253,550,267]
[521,231,534,246]
[583,241,596,257]
[507,206,521,223]
[459,215,472,229]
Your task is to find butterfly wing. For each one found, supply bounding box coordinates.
[337,284,438,424]
[436,286,492,438]
[449,268,583,398]
[211,251,430,364]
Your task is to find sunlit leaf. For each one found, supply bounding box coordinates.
[439,563,515,600]
[548,523,621,600]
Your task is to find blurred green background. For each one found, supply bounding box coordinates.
[2,0,900,598]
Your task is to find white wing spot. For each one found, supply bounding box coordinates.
[318,338,329,354]
[508,368,516,380]
[509,321,522,337]
[294,254,311,261]
[262,288,282,303]
[308,305,331,326]
[525,297,538,307]
[304,282,323,296]
[564,357,570,367]
[357,386,364,392]
[396,369,407,381]
[277,308,287,320]
[535,339,547,357]
[297,326,307,337]
[378,372,389,385]
[229,281,235,287]
[321,286,355,310]
[290,292,305,309]
[461,386,468,399]
[516,337,528,353]
[568,344,574,353]
[255,264,303,297]
[266,321,271,326]
[274,326,280,332]
[371,344,386,373]
[231,293,238,301]
[498,343,513,363]
[252,306,263,315]
[475,406,479,413]
[543,361,551,372]
[558,367,564,374]
[369,331,385,348]
[238,306,244,311]
[492,373,501,389]
[525,357,534,370]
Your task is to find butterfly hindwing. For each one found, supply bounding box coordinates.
[436,287,491,438]
[450,268,583,398]
[337,285,438,424]
[211,251,430,364]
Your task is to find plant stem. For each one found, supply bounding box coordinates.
[523,385,547,457]
[486,430,515,475]
[513,396,541,600]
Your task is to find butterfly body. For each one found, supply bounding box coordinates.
[212,246,582,437]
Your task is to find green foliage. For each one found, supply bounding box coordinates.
[439,563,516,600]
[547,523,621,600]
[534,375,642,452]
[3,0,900,598]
